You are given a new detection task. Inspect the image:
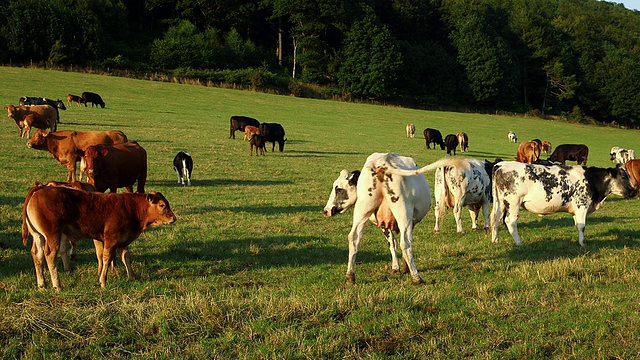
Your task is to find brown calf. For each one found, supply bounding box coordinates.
[243,125,261,141]
[515,141,541,164]
[67,94,85,107]
[4,104,57,138]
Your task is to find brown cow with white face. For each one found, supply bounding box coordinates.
[79,142,147,193]
[26,130,128,182]
[4,104,57,138]
[23,187,176,290]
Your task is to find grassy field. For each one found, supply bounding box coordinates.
[1,66,640,358]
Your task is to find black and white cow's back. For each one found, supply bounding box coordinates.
[173,151,193,186]
[491,161,637,246]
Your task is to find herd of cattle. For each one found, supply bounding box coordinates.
[324,125,640,284]
[229,115,288,155]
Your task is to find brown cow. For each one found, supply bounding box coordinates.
[249,134,266,156]
[79,142,147,193]
[23,187,176,289]
[26,130,128,182]
[243,125,260,141]
[456,132,469,152]
[4,104,57,138]
[66,94,85,107]
[515,141,541,164]
[625,159,640,197]
[541,141,552,155]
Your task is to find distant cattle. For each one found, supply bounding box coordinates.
[229,115,260,139]
[508,131,517,143]
[79,142,147,193]
[625,159,640,196]
[491,161,637,246]
[444,134,459,155]
[541,141,552,154]
[249,134,266,156]
[23,186,175,289]
[243,125,260,141]
[328,153,431,284]
[457,132,469,152]
[610,147,636,164]
[173,151,193,186]
[81,92,105,108]
[515,141,541,164]
[258,123,287,152]
[406,123,415,138]
[548,144,589,165]
[26,130,128,182]
[424,128,445,150]
[19,96,66,123]
[5,104,57,138]
[67,94,85,107]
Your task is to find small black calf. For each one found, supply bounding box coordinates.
[173,151,193,186]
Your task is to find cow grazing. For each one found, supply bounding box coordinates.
[625,159,640,196]
[243,125,260,141]
[229,115,260,139]
[611,147,636,164]
[406,123,416,138]
[23,187,175,289]
[5,104,57,138]
[81,92,105,108]
[173,151,193,186]
[327,153,431,284]
[515,141,541,164]
[444,134,459,155]
[26,130,128,182]
[541,141,552,154]
[67,94,85,107]
[508,131,517,143]
[548,144,589,165]
[249,134,266,156]
[79,142,147,193]
[424,128,445,150]
[258,123,287,152]
[457,132,469,152]
[490,161,637,246]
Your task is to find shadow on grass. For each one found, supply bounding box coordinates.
[188,204,319,215]
[284,150,364,155]
[148,179,293,187]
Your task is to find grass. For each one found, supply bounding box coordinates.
[1,66,640,358]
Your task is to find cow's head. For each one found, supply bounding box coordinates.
[4,105,16,119]
[26,130,48,149]
[609,166,638,198]
[323,169,360,217]
[279,138,287,152]
[145,191,177,227]
[56,100,67,110]
[79,146,110,186]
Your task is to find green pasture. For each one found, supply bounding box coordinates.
[1,66,640,358]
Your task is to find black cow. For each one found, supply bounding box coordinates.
[229,115,260,139]
[444,134,458,155]
[173,151,193,186]
[19,96,66,123]
[82,92,106,108]
[424,128,445,150]
[258,123,287,152]
[548,144,589,165]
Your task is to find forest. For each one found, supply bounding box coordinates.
[1,0,640,127]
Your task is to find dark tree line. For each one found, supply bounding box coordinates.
[2,0,640,126]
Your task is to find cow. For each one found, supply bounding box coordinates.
[325,153,431,285]
[508,131,517,143]
[19,96,66,123]
[406,123,416,138]
[515,141,541,164]
[548,144,589,165]
[490,161,637,247]
[258,123,287,152]
[81,92,105,108]
[79,142,147,193]
[243,125,260,141]
[249,134,266,156]
[457,132,469,152]
[387,158,492,234]
[611,148,636,164]
[625,159,640,196]
[23,186,176,289]
[444,134,459,155]
[541,141,552,154]
[424,128,445,150]
[229,115,260,139]
[67,94,85,107]
[5,104,57,138]
[173,151,193,186]
[26,130,128,182]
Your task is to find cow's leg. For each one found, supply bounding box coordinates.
[120,247,136,280]
[78,158,86,182]
[382,228,401,273]
[346,217,368,285]
[481,199,491,231]
[44,234,62,291]
[503,200,523,246]
[453,200,465,233]
[467,205,479,231]
[176,169,182,184]
[573,211,588,246]
[490,191,503,243]
[94,240,105,276]
[433,169,445,233]
[99,244,118,288]
[66,162,75,182]
[30,233,47,289]
[397,217,423,284]
[185,168,191,186]
[59,234,71,271]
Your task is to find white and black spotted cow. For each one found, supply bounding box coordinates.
[386,158,493,234]
[324,153,431,285]
[490,161,637,246]
[173,151,193,186]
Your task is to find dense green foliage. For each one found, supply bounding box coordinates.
[1,0,640,126]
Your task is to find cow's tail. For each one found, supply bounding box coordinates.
[182,159,189,179]
[22,182,45,246]
[385,157,470,177]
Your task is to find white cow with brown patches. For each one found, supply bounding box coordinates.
[324,153,431,285]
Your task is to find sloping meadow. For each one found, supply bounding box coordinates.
[1,66,640,358]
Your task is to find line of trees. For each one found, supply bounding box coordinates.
[1,0,640,127]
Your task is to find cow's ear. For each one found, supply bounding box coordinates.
[76,149,85,157]
[348,170,361,186]
[146,193,157,203]
[340,169,349,178]
[99,149,109,157]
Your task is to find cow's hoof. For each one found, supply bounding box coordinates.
[434,230,440,234]
[345,273,356,285]
[411,276,425,285]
